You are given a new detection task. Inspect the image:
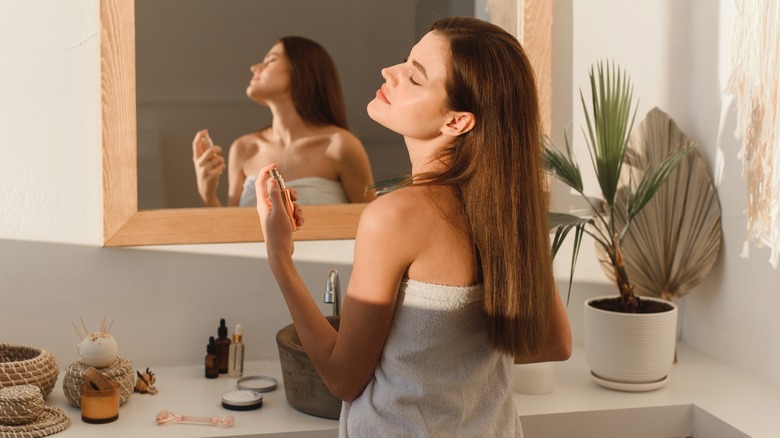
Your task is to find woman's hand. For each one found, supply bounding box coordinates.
[192,129,225,207]
[256,164,304,262]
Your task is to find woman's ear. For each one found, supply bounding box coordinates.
[442,111,476,137]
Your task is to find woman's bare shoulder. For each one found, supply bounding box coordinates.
[230,130,266,158]
[358,186,439,233]
[324,127,365,154]
[354,187,433,263]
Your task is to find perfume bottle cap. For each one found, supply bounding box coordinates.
[202,132,214,149]
[232,324,243,343]
[269,168,287,189]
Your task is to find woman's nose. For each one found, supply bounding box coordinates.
[250,63,262,73]
[381,65,396,86]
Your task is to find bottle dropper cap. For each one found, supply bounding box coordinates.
[207,336,216,355]
[218,318,228,337]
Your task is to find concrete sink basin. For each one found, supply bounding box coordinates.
[276,316,341,419]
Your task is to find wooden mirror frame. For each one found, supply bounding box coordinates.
[101,0,551,247]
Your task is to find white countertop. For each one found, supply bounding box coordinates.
[513,342,780,437]
[49,360,339,437]
[46,342,780,438]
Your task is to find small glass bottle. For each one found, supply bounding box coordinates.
[228,324,244,378]
[215,318,232,374]
[205,336,218,379]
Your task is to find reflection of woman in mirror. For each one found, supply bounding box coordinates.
[257,17,571,436]
[192,36,375,207]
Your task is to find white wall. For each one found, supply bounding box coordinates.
[681,0,780,387]
[2,0,780,389]
[0,1,101,245]
[553,0,780,387]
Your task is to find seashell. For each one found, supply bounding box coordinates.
[77,332,118,368]
[134,368,158,394]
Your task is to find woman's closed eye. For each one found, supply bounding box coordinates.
[402,58,421,86]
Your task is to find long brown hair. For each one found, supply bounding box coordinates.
[423,17,555,357]
[280,36,349,129]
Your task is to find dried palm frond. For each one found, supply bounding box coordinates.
[596,108,723,299]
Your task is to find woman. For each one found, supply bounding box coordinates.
[257,17,571,437]
[192,36,375,207]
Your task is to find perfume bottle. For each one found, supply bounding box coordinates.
[215,319,232,374]
[205,336,218,379]
[269,168,299,231]
[228,324,244,378]
[200,131,214,154]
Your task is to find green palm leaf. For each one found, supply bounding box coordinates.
[544,135,583,193]
[626,143,693,224]
[581,61,638,208]
[549,212,591,305]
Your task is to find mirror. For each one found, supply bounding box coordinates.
[135,0,475,210]
[101,0,551,246]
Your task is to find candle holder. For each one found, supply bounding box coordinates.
[81,382,120,424]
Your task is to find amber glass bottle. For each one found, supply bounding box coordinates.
[215,318,232,374]
[205,336,218,379]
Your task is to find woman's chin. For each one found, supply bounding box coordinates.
[366,99,386,125]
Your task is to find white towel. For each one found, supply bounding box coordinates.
[340,279,522,437]
[240,175,349,206]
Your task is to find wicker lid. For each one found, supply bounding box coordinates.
[0,384,69,437]
[0,385,44,425]
[0,406,70,437]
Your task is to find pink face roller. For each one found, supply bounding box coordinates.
[155,410,235,427]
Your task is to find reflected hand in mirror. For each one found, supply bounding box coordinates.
[192,130,226,207]
[190,36,377,208]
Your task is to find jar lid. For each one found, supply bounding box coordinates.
[236,375,278,392]
[221,390,262,411]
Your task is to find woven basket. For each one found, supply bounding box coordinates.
[62,357,134,407]
[0,343,59,399]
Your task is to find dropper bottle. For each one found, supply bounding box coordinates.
[205,336,218,379]
[215,319,231,374]
[228,324,244,378]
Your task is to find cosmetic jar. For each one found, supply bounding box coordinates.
[221,390,263,411]
[236,375,278,392]
[81,383,120,423]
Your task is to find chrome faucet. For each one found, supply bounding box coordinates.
[324,269,340,317]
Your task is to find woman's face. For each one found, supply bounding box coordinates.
[246,42,292,104]
[367,31,452,140]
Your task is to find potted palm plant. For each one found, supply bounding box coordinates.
[546,61,692,391]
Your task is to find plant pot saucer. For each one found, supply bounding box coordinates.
[590,372,669,392]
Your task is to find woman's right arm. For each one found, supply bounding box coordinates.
[192,129,225,207]
[259,179,420,401]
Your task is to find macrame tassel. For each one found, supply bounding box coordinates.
[727,0,780,268]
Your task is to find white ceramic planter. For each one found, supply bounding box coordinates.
[584,295,678,390]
